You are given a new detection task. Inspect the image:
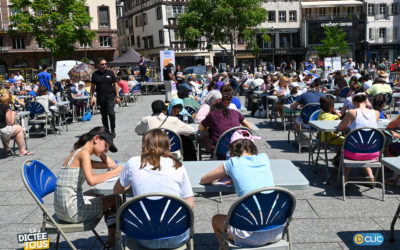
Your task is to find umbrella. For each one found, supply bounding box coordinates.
[68,63,95,82]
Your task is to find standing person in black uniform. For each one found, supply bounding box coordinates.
[90,58,120,138]
[163,62,177,103]
[138,56,147,82]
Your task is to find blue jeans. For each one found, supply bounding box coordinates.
[137,228,190,249]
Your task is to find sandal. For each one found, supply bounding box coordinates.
[18,152,34,157]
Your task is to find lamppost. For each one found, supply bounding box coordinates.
[271,27,275,69]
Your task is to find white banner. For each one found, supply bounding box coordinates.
[332,56,342,71]
[160,50,175,81]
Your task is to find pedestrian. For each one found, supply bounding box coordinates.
[90,58,120,138]
[38,64,53,92]
[138,55,147,83]
[163,62,177,103]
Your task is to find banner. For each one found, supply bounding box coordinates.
[332,56,342,71]
[160,50,175,81]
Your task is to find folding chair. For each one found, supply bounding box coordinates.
[337,87,350,103]
[116,192,194,250]
[219,187,296,250]
[130,83,143,102]
[283,96,299,142]
[21,160,106,250]
[213,126,252,160]
[25,101,53,137]
[336,128,386,201]
[307,110,321,168]
[184,106,197,116]
[381,92,393,117]
[296,103,320,153]
[146,128,184,159]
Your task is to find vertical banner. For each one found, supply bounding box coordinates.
[324,57,332,70]
[160,50,176,81]
[332,56,342,71]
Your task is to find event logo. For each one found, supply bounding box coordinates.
[353,233,384,246]
[17,230,49,250]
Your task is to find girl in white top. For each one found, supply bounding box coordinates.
[338,92,380,182]
[274,76,290,118]
[114,129,194,249]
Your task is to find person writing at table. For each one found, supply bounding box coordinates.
[54,126,123,248]
[337,91,380,184]
[114,129,194,249]
[200,130,283,248]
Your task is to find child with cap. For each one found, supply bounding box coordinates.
[200,130,283,247]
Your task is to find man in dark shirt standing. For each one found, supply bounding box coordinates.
[163,62,177,102]
[138,55,147,82]
[90,58,120,137]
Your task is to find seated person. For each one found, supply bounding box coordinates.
[386,115,400,185]
[36,86,56,114]
[127,76,139,90]
[54,127,123,247]
[366,77,392,97]
[177,86,200,110]
[273,76,291,118]
[199,88,252,156]
[168,98,194,124]
[135,100,196,160]
[0,92,32,156]
[117,77,130,94]
[72,81,89,117]
[221,85,239,111]
[200,130,282,247]
[195,90,222,124]
[113,129,194,249]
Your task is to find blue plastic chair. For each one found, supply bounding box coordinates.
[130,83,143,102]
[337,128,386,201]
[116,193,194,250]
[297,103,320,153]
[213,126,252,160]
[146,128,183,158]
[25,101,52,137]
[21,160,105,250]
[221,187,296,250]
[338,87,350,102]
[184,105,196,116]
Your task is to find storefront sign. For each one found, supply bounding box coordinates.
[321,22,353,27]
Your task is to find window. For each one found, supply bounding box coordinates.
[278,11,286,22]
[135,16,138,27]
[379,28,386,38]
[268,11,276,22]
[172,6,183,17]
[149,35,154,48]
[319,8,326,16]
[174,30,181,41]
[79,41,91,48]
[137,36,141,47]
[369,28,373,40]
[159,29,164,44]
[156,6,162,20]
[347,6,354,14]
[305,8,312,17]
[393,3,399,15]
[394,27,399,40]
[379,4,386,15]
[12,37,25,49]
[143,37,148,49]
[333,7,339,15]
[289,11,296,22]
[131,34,135,45]
[368,4,374,15]
[238,34,244,44]
[99,6,110,27]
[99,36,112,47]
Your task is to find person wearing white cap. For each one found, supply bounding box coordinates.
[200,129,281,247]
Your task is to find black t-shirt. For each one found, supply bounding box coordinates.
[0,104,10,129]
[91,69,117,101]
[163,66,172,80]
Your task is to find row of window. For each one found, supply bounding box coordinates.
[367,3,399,16]
[268,10,297,22]
[132,30,164,49]
[368,27,399,40]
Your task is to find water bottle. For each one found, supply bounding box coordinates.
[226,152,230,160]
[183,114,188,124]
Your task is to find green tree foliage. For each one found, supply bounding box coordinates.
[315,25,349,57]
[177,0,268,66]
[8,0,95,62]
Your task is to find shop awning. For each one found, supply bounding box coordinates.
[301,1,363,8]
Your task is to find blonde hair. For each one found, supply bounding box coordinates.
[0,92,12,105]
[279,76,289,87]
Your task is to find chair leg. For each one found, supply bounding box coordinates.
[381,166,385,201]
[55,233,60,250]
[390,202,400,241]
[342,165,346,201]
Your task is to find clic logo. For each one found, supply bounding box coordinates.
[353,233,384,246]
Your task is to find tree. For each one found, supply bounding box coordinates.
[177,0,268,67]
[8,0,96,68]
[315,25,349,57]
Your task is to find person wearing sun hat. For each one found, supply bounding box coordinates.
[54,126,123,247]
[366,70,392,97]
[201,129,282,247]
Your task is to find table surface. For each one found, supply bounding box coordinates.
[94,159,309,195]
[309,119,391,132]
[56,101,69,106]
[283,103,343,110]
[381,157,400,172]
[190,122,259,131]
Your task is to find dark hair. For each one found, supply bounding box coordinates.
[220,85,233,118]
[141,129,182,170]
[349,76,358,85]
[372,94,386,111]
[41,64,48,70]
[37,86,48,96]
[207,79,217,91]
[228,73,233,78]
[352,87,367,103]
[313,78,321,87]
[177,86,190,99]
[73,126,110,150]
[151,100,166,114]
[97,57,106,64]
[334,75,347,90]
[229,139,258,157]
[320,96,333,113]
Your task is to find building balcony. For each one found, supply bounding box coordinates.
[170,41,207,51]
[303,12,364,21]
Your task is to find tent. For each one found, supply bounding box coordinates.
[107,48,154,67]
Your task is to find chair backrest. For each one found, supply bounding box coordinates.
[131,83,142,93]
[26,101,46,118]
[284,96,296,105]
[146,128,183,153]
[339,87,350,98]
[300,103,320,125]
[325,94,335,102]
[214,126,252,159]
[382,92,393,106]
[21,160,57,204]
[226,187,296,231]
[310,110,321,122]
[184,106,196,116]
[342,127,385,155]
[116,193,194,240]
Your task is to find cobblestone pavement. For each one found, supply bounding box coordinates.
[2,95,400,249]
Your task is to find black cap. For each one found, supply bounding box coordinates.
[89,131,118,152]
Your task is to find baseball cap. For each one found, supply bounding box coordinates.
[89,131,118,152]
[230,130,261,144]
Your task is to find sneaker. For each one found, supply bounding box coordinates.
[111,129,116,138]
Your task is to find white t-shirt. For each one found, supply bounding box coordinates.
[14,75,24,81]
[364,80,373,90]
[119,156,194,199]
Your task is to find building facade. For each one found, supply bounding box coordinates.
[0,0,119,74]
[365,0,400,62]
